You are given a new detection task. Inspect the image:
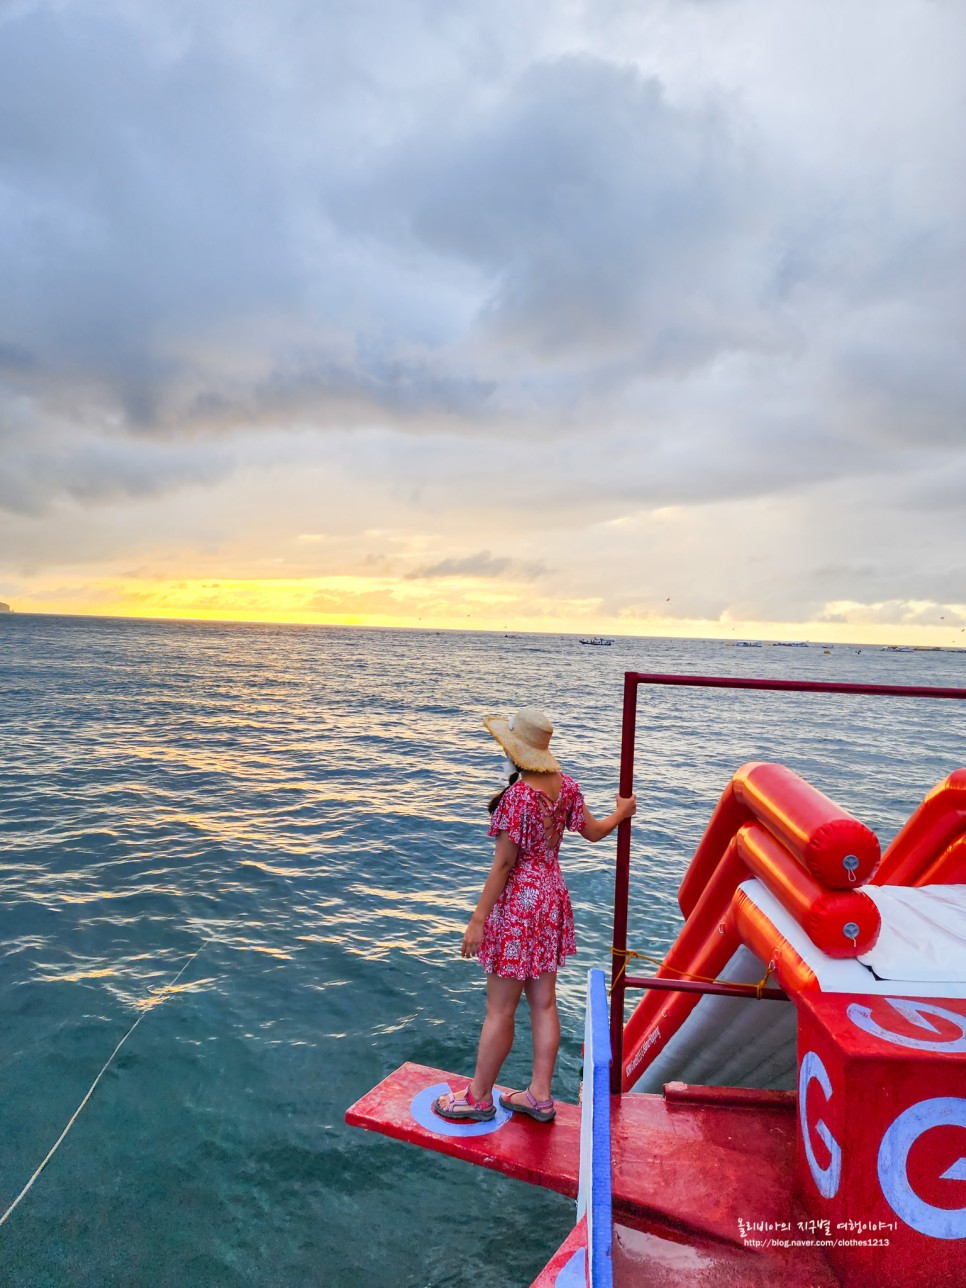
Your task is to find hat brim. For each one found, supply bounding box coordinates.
[484,715,561,773]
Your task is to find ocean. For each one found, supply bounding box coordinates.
[0,614,963,1286]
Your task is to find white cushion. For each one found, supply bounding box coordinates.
[860,885,966,983]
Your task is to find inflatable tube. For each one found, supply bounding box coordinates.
[729,885,820,995]
[626,766,881,1086]
[915,830,966,887]
[736,823,881,957]
[872,769,966,887]
[623,836,745,1071]
[677,767,762,917]
[733,763,879,888]
[678,764,879,919]
[732,878,966,999]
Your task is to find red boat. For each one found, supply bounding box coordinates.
[347,673,966,1286]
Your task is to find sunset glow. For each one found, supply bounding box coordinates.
[10,573,964,649]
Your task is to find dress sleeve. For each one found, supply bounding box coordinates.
[565,779,587,833]
[488,782,527,844]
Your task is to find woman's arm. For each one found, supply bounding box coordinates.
[461,831,519,958]
[579,793,637,844]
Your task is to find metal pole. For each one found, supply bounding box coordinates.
[609,671,638,1095]
[626,673,966,701]
[622,975,788,1002]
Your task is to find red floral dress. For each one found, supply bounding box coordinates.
[478,775,586,980]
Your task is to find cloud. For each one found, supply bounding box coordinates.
[0,422,231,517]
[0,0,964,641]
[340,57,770,366]
[2,2,956,450]
[404,550,548,580]
[818,600,966,629]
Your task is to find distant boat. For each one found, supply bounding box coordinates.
[734,641,762,648]
[580,636,614,646]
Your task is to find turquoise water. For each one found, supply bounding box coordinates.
[0,615,963,1286]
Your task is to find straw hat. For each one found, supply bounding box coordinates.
[484,708,561,773]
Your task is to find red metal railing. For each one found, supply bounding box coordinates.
[610,669,966,1094]
[622,975,787,1001]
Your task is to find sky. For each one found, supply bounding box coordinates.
[1,0,964,644]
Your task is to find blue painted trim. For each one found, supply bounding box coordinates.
[410,1082,511,1138]
[586,970,614,1288]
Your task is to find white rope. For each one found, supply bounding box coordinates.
[0,936,215,1227]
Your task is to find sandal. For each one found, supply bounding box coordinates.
[498,1087,556,1123]
[432,1086,496,1122]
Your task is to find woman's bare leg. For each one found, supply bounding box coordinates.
[523,971,559,1102]
[470,974,525,1103]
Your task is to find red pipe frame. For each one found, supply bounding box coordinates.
[609,670,966,1094]
[622,975,788,1003]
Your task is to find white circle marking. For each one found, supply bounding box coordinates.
[878,1097,966,1240]
[847,998,966,1053]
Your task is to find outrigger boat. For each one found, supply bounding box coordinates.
[347,672,966,1286]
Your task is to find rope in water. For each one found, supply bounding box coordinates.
[0,935,215,1228]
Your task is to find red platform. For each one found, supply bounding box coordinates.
[347,1064,842,1284]
[345,1061,582,1197]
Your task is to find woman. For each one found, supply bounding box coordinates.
[434,707,636,1123]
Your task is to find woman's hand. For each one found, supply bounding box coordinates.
[616,793,637,819]
[579,793,638,843]
[461,914,485,958]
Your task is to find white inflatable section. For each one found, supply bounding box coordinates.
[739,879,966,999]
[859,885,966,982]
[630,944,798,1094]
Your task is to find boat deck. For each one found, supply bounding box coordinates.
[346,1063,841,1285]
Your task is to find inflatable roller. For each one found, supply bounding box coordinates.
[736,822,880,957]
[679,763,880,918]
